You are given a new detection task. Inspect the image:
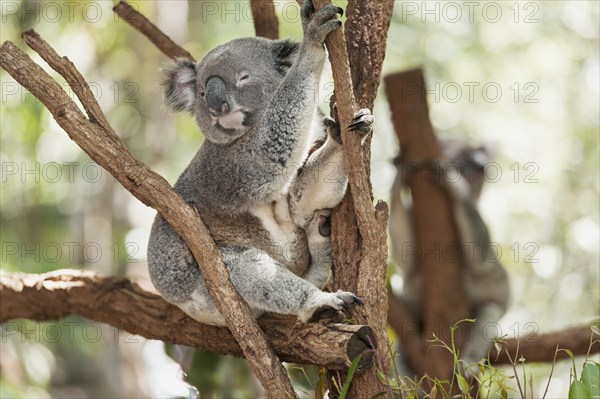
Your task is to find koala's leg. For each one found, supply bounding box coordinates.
[221,246,361,323]
[289,135,346,228]
[302,209,333,289]
[166,244,361,326]
[289,108,373,228]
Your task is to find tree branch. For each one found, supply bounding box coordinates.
[0,270,375,371]
[0,32,295,398]
[385,68,471,384]
[112,1,194,61]
[387,297,599,368]
[251,0,279,40]
[307,0,394,396]
[491,323,600,365]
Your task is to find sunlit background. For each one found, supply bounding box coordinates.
[1,1,598,397]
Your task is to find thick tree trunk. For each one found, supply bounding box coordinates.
[310,0,395,396]
[385,69,471,385]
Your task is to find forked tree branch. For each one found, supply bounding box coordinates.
[0,31,295,398]
[0,270,375,371]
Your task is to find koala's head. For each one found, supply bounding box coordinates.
[441,139,493,201]
[163,38,300,145]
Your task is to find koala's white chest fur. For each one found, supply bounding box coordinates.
[250,200,299,249]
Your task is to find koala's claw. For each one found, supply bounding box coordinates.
[301,0,315,28]
[348,108,374,137]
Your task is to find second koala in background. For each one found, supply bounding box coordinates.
[389,139,511,377]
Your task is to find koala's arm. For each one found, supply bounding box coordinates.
[247,4,344,198]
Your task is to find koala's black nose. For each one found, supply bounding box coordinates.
[205,76,231,117]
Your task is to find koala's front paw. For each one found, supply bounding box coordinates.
[301,0,343,46]
[299,290,363,323]
[348,108,374,143]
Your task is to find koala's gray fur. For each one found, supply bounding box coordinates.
[389,139,510,377]
[147,1,372,326]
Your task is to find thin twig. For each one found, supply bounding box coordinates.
[112,1,194,61]
[542,348,558,399]
[504,347,526,399]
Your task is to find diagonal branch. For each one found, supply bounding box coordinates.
[0,270,375,371]
[112,1,194,61]
[0,33,295,398]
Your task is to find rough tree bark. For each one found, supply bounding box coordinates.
[0,31,297,398]
[0,270,375,371]
[304,0,395,396]
[250,0,279,40]
[385,68,472,385]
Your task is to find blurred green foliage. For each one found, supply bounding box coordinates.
[1,1,598,397]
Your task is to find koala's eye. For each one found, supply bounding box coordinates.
[238,73,250,83]
[199,91,205,97]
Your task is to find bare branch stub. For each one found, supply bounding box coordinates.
[0,37,296,398]
[0,270,375,371]
[251,0,279,40]
[112,1,195,61]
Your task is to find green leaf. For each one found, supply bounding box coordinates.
[591,324,600,337]
[456,374,469,395]
[338,354,362,399]
[581,363,600,398]
[570,380,591,399]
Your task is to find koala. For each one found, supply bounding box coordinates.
[147,0,373,326]
[389,139,510,377]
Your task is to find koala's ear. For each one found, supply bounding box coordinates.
[272,40,300,74]
[162,59,198,113]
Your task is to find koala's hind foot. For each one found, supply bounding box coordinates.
[300,290,363,323]
[323,107,374,144]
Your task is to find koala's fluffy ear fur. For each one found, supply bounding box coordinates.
[163,59,198,113]
[272,40,300,75]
